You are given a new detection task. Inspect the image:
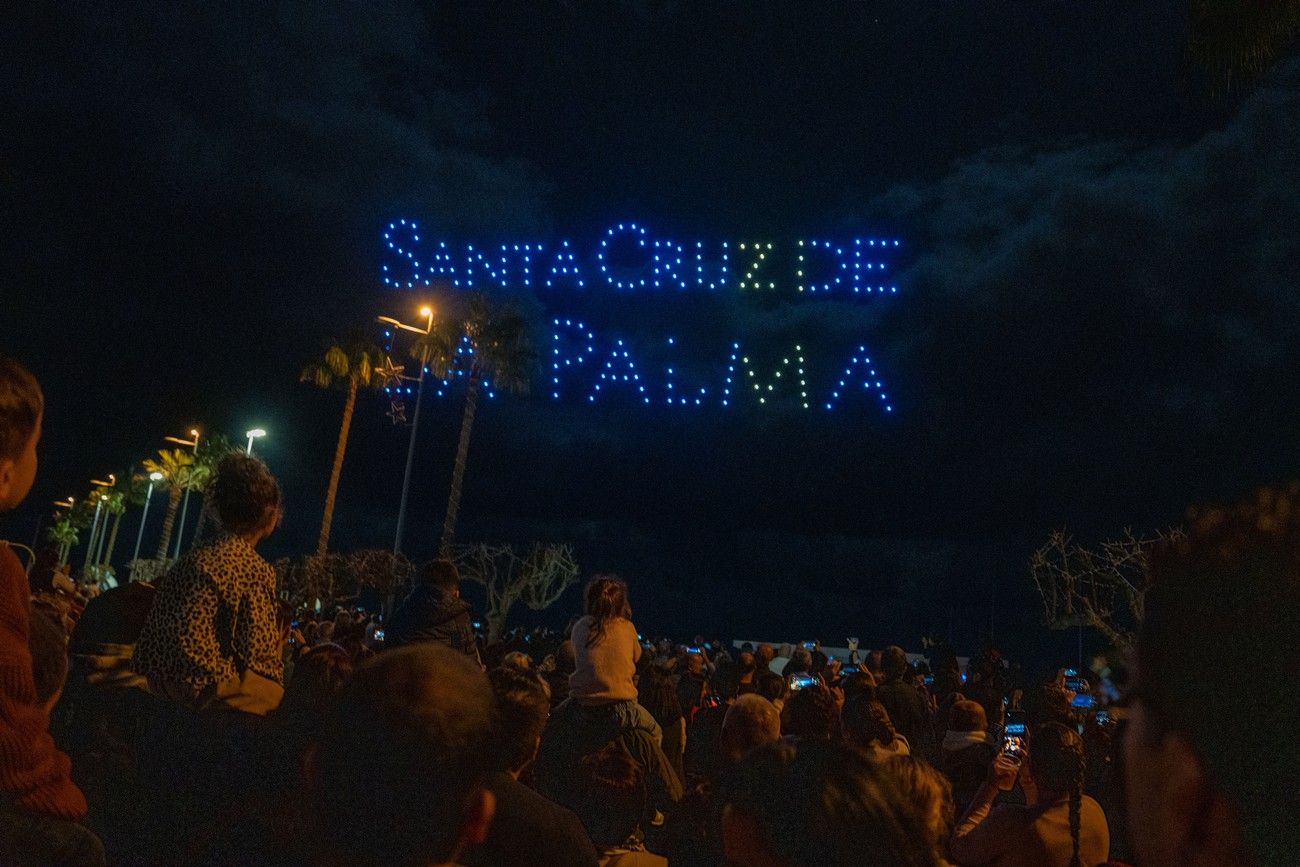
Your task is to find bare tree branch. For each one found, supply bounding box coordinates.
[1029,527,1182,651]
[453,543,580,642]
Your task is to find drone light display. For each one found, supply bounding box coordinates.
[380,220,901,414]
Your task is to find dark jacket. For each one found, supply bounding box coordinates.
[466,771,599,867]
[385,585,478,660]
[535,698,683,822]
[875,678,933,754]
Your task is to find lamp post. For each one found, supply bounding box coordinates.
[245,428,266,456]
[164,429,200,558]
[131,471,165,565]
[82,474,115,574]
[378,305,435,556]
[83,493,108,574]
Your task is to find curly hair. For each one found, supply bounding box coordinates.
[722,741,949,867]
[209,452,281,535]
[0,355,42,461]
[879,755,955,863]
[1139,485,1300,863]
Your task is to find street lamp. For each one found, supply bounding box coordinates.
[377,305,435,556]
[245,428,267,455]
[163,429,200,558]
[82,475,115,573]
[131,471,166,566]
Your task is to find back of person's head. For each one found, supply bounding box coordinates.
[1029,722,1086,867]
[721,741,949,867]
[500,650,532,671]
[0,356,42,510]
[841,669,877,703]
[865,649,884,676]
[755,643,775,665]
[755,670,786,705]
[881,646,909,681]
[583,574,630,622]
[417,559,460,593]
[722,694,782,761]
[277,643,353,726]
[583,574,631,647]
[782,683,838,742]
[209,453,281,536]
[843,696,896,750]
[784,647,813,675]
[488,666,549,774]
[878,755,954,863]
[28,604,68,707]
[738,651,756,673]
[576,741,645,849]
[1130,486,1300,867]
[948,699,987,735]
[637,665,683,728]
[0,356,41,461]
[310,644,496,867]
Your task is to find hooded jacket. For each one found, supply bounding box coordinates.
[386,584,479,660]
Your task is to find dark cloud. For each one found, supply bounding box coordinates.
[4,2,1298,654]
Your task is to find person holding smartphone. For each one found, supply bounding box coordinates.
[950,722,1108,867]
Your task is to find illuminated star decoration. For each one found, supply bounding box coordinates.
[377,355,407,389]
[386,400,408,426]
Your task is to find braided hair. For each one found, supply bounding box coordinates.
[1030,722,1087,867]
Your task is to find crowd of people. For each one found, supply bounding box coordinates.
[2,351,1298,866]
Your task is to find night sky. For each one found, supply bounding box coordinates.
[4,2,1300,659]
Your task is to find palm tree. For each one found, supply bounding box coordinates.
[301,334,385,556]
[47,514,80,566]
[143,448,195,560]
[435,294,535,555]
[98,485,129,567]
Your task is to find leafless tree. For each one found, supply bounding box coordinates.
[1029,528,1181,651]
[453,543,580,642]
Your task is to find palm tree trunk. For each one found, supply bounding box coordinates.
[440,366,480,557]
[190,497,211,551]
[318,375,359,556]
[155,487,182,560]
[103,511,123,567]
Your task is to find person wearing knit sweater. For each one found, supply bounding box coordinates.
[569,576,661,742]
[0,356,104,866]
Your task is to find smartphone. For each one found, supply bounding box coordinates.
[840,665,860,677]
[960,672,968,684]
[1065,676,1088,693]
[472,621,482,630]
[1071,693,1096,709]
[1064,668,1078,677]
[1095,709,1110,725]
[923,675,935,685]
[686,646,702,654]
[788,673,819,691]
[802,641,816,650]
[373,629,385,642]
[1005,709,1027,736]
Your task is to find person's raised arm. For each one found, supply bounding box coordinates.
[950,753,1021,866]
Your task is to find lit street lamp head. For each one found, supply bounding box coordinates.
[149,471,164,482]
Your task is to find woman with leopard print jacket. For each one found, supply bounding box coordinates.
[134,453,285,715]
